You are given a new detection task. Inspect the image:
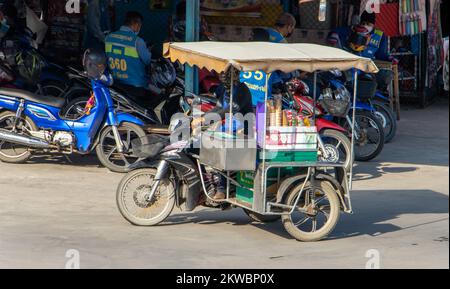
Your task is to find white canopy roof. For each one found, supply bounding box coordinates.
[163,42,379,74]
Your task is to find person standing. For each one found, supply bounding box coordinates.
[105,11,160,109]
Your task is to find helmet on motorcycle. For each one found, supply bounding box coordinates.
[348,25,371,52]
[172,20,186,42]
[82,49,107,80]
[150,58,176,88]
[15,49,45,85]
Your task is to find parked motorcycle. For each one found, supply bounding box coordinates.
[46,59,185,126]
[314,72,385,161]
[332,69,397,143]
[0,51,146,173]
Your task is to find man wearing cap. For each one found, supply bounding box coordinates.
[266,12,297,43]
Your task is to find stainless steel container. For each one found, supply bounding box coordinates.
[199,132,257,171]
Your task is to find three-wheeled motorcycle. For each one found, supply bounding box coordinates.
[115,42,379,241]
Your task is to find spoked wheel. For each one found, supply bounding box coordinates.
[96,122,146,173]
[282,179,340,242]
[0,111,37,163]
[319,129,353,172]
[372,100,397,143]
[36,82,65,97]
[345,111,385,161]
[116,168,175,226]
[62,97,89,120]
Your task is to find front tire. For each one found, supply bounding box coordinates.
[346,111,385,162]
[319,129,353,172]
[96,122,146,173]
[0,111,37,163]
[116,168,175,226]
[281,179,340,242]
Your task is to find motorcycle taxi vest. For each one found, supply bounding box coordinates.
[105,28,147,88]
[266,28,287,43]
[360,29,384,59]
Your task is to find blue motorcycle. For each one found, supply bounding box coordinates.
[333,69,397,143]
[317,72,385,161]
[0,65,146,173]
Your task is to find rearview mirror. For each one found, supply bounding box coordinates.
[319,0,327,22]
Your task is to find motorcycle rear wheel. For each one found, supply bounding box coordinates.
[116,168,175,226]
[0,111,37,163]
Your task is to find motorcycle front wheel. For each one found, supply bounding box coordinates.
[96,122,146,173]
[346,111,385,162]
[116,168,175,226]
[372,100,397,143]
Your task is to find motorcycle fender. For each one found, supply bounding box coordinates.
[374,91,389,102]
[127,159,161,171]
[165,154,202,212]
[276,174,308,204]
[316,118,346,133]
[106,112,145,127]
[354,102,375,112]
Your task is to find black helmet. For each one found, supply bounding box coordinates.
[150,58,176,88]
[82,49,107,80]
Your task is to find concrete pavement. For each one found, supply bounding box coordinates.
[0,100,448,269]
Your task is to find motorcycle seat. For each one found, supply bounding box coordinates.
[0,88,66,108]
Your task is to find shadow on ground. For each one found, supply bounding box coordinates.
[26,153,100,167]
[161,189,449,241]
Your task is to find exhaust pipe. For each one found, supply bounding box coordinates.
[0,129,51,149]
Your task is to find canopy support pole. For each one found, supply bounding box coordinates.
[349,70,358,191]
[185,0,200,95]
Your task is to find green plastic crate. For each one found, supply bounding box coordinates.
[236,167,304,204]
[259,150,318,163]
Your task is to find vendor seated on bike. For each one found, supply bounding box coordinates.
[105,11,162,109]
[192,69,253,200]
